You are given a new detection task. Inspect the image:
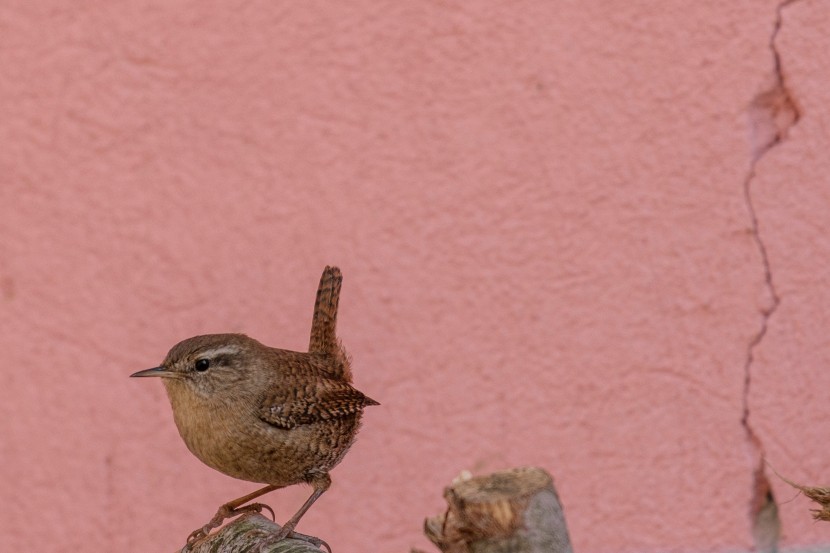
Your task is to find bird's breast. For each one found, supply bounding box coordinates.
[165,386,360,486]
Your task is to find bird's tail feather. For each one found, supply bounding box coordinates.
[308,266,342,355]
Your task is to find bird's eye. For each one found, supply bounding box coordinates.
[194,359,210,372]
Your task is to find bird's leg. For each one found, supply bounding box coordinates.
[186,484,280,546]
[257,474,332,552]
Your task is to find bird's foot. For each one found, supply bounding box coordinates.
[255,526,331,553]
[183,502,275,548]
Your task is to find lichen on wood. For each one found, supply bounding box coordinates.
[181,513,325,553]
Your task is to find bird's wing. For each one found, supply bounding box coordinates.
[258,380,378,430]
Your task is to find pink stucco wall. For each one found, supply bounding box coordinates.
[1,2,828,552]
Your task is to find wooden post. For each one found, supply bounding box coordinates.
[182,513,325,553]
[424,467,573,553]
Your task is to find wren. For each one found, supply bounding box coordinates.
[131,266,378,551]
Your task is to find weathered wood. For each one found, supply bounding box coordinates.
[181,513,325,553]
[424,467,573,553]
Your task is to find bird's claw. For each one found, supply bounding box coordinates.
[185,524,212,545]
[287,531,331,553]
[251,502,276,521]
[183,502,276,549]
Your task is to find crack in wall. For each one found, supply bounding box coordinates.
[742,1,801,551]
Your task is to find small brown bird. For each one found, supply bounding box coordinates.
[131,266,378,550]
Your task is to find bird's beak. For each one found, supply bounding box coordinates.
[130,366,175,378]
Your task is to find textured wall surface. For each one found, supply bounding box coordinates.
[1,1,828,552]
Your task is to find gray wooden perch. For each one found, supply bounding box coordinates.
[181,514,326,553]
[179,466,572,552]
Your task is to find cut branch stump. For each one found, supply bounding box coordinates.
[424,467,573,553]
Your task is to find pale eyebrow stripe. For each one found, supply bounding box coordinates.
[200,346,242,358]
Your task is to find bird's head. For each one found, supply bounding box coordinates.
[131,333,267,400]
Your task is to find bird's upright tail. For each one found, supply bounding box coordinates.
[308,266,342,355]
